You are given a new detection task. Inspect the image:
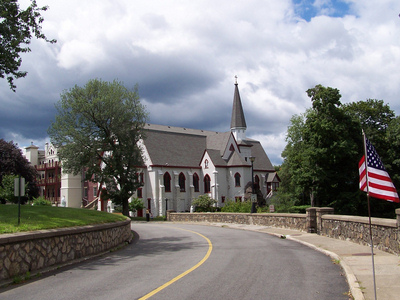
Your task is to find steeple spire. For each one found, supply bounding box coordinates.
[230,76,247,142]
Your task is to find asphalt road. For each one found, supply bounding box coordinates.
[0,223,349,299]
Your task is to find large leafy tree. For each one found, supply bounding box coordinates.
[0,0,56,91]
[279,85,362,214]
[48,79,148,216]
[343,99,395,158]
[342,99,399,217]
[0,139,39,200]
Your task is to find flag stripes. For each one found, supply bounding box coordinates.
[358,137,399,203]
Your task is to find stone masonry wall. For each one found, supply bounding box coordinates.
[321,215,398,255]
[168,212,307,231]
[0,219,132,281]
[168,209,400,255]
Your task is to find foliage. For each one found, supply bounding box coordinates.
[387,116,400,193]
[48,79,148,216]
[221,200,252,213]
[280,85,362,214]
[268,191,296,213]
[0,0,56,91]
[0,174,17,203]
[128,197,144,213]
[287,205,310,214]
[279,85,400,217]
[343,99,395,162]
[0,139,39,199]
[33,196,51,206]
[0,205,127,234]
[192,194,217,212]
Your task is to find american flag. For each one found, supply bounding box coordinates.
[359,137,399,203]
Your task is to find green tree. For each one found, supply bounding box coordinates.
[129,197,145,214]
[279,85,362,214]
[343,99,399,217]
[0,0,56,91]
[343,99,395,159]
[387,116,400,197]
[192,194,217,212]
[48,79,148,216]
[305,85,362,211]
[0,174,17,203]
[0,139,38,200]
[279,112,313,206]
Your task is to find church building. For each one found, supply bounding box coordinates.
[135,80,279,217]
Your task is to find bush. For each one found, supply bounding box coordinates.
[129,197,144,213]
[287,205,310,213]
[192,195,217,212]
[33,197,52,206]
[221,200,252,213]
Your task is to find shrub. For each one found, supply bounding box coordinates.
[129,197,144,213]
[33,196,52,206]
[221,200,252,213]
[192,195,217,212]
[287,205,310,213]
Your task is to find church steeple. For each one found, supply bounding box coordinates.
[230,76,247,142]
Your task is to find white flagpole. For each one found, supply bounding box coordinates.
[362,130,377,300]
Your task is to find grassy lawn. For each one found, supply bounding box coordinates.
[0,205,127,234]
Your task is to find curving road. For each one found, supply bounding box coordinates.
[0,223,349,300]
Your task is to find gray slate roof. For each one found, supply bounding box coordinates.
[142,123,274,171]
[230,83,247,129]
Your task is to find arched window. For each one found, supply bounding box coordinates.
[204,174,211,193]
[164,172,171,192]
[205,159,209,169]
[179,172,186,192]
[255,175,260,191]
[193,173,200,192]
[234,172,241,187]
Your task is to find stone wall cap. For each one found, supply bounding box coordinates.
[322,214,396,227]
[0,218,131,245]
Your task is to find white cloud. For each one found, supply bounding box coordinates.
[2,0,400,166]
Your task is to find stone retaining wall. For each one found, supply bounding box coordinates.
[168,212,307,231]
[321,215,398,254]
[168,208,400,255]
[0,219,132,281]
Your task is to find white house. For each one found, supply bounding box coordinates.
[133,81,279,217]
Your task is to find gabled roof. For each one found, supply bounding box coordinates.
[266,172,280,183]
[243,139,274,171]
[142,123,274,171]
[143,125,206,167]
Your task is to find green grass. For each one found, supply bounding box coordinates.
[0,205,127,234]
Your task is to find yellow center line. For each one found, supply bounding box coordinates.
[138,227,213,300]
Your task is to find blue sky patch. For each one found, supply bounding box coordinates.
[293,0,353,21]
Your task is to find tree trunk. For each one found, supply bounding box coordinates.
[122,199,130,217]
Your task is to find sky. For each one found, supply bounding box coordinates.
[1,0,400,166]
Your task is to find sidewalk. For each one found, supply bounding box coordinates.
[201,222,400,300]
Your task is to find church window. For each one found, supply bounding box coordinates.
[164,172,171,192]
[255,175,260,191]
[221,196,225,203]
[234,172,241,187]
[137,188,143,198]
[139,172,144,183]
[193,173,200,192]
[204,174,211,193]
[205,159,209,169]
[179,172,186,192]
